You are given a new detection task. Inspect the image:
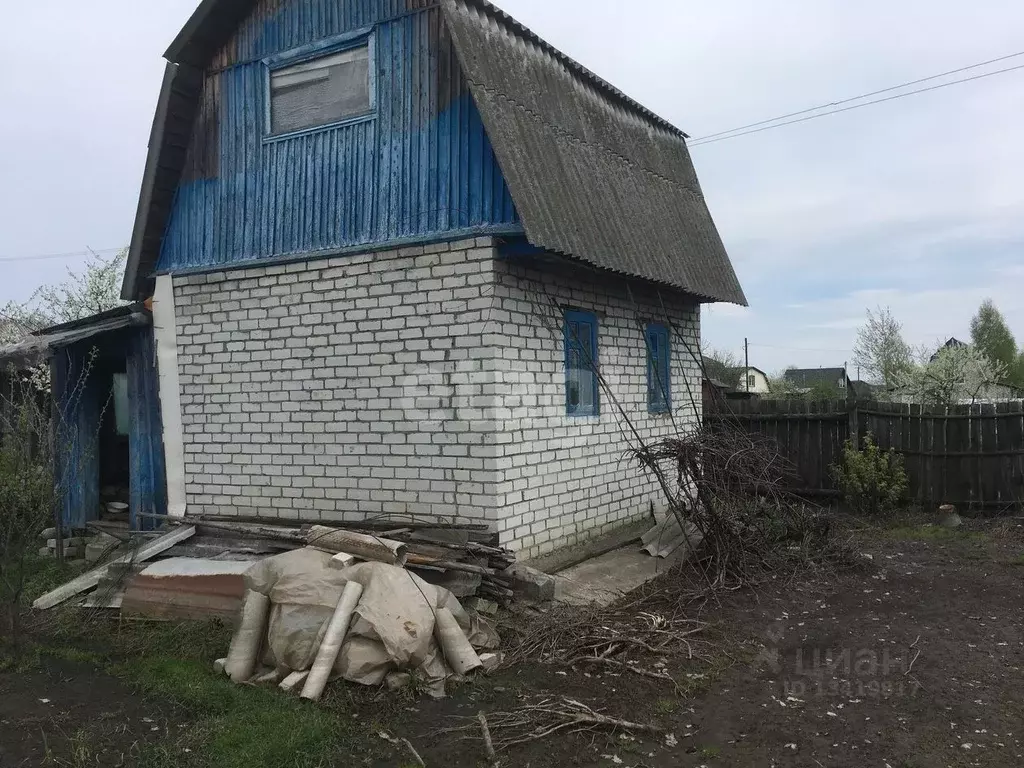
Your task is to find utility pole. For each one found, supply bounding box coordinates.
[744,338,750,392]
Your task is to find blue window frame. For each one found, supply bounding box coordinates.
[646,323,671,414]
[565,310,599,417]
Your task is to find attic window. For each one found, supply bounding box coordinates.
[269,45,371,135]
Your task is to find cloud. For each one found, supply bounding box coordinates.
[1,0,1021,379]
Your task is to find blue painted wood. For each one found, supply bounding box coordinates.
[646,323,671,414]
[53,347,101,531]
[564,309,599,417]
[127,329,168,532]
[158,1,519,273]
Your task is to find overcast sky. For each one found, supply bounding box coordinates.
[1,0,1022,373]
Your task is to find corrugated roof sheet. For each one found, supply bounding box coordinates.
[440,0,746,305]
[125,0,746,305]
[0,306,150,370]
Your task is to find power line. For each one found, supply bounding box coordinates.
[0,246,124,264]
[689,59,1024,148]
[691,49,1024,143]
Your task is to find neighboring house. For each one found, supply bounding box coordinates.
[121,0,745,558]
[730,366,770,395]
[849,380,877,400]
[783,367,851,396]
[702,377,758,410]
[930,337,968,363]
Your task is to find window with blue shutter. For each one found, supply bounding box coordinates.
[564,310,599,417]
[646,323,671,414]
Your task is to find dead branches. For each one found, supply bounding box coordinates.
[500,601,708,692]
[445,697,662,751]
[630,421,857,598]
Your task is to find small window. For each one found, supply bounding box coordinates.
[270,45,371,135]
[747,375,756,389]
[646,324,671,413]
[565,310,599,417]
[839,378,846,389]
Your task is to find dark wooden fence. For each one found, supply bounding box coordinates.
[706,399,1024,511]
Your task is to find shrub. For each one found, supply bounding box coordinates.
[833,433,908,516]
[0,372,54,649]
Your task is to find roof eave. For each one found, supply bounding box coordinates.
[123,62,178,301]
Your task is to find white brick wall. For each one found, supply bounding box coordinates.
[171,237,702,558]
[173,238,502,525]
[487,259,701,559]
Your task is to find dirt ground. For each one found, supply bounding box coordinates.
[3,521,1023,768]
[0,656,185,767]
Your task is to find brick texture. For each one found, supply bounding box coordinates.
[487,259,701,558]
[172,237,701,557]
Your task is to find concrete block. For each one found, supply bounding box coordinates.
[503,563,555,605]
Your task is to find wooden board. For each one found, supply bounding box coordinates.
[32,526,196,611]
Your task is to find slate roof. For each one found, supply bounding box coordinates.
[783,367,849,389]
[123,0,746,306]
[0,305,149,370]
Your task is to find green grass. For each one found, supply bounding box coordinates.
[117,657,354,768]
[653,697,679,715]
[20,612,384,768]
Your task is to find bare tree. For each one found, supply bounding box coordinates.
[0,250,128,346]
[852,307,915,390]
[702,347,742,389]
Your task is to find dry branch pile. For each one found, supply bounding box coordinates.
[632,420,857,595]
[444,696,664,751]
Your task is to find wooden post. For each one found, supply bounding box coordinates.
[848,398,860,450]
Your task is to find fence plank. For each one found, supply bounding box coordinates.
[703,396,1023,511]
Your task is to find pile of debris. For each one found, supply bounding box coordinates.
[31,517,527,701]
[31,517,550,619]
[214,548,502,699]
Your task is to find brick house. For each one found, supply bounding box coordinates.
[123,0,745,558]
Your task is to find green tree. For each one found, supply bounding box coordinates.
[970,300,1021,386]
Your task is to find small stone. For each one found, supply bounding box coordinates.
[939,505,962,528]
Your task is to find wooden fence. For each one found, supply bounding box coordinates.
[706,398,1024,511]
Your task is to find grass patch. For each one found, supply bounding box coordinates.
[24,613,385,768]
[114,656,380,768]
[21,554,87,604]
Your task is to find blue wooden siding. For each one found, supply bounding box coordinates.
[126,330,168,532]
[158,1,519,272]
[51,328,167,532]
[52,346,101,531]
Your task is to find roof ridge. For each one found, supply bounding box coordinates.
[455,0,688,139]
